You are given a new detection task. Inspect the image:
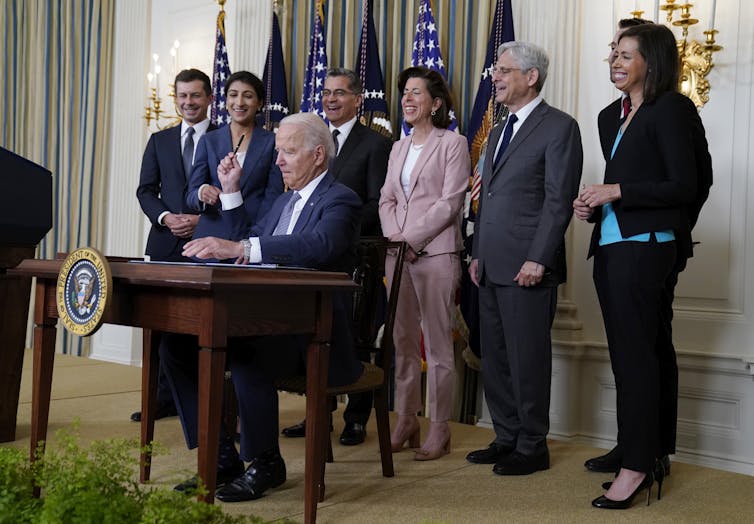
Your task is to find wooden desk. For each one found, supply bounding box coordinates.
[0,245,36,442]
[10,259,356,524]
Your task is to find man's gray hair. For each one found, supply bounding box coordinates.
[497,41,550,93]
[279,112,335,163]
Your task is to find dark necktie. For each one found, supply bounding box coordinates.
[493,113,518,169]
[620,97,632,122]
[182,126,195,177]
[272,192,301,235]
[332,129,340,156]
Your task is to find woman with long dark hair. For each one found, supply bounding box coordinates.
[574,23,699,509]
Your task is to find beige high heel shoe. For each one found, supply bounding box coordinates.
[414,423,451,461]
[391,417,421,452]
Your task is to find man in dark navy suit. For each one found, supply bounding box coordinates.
[281,68,392,445]
[133,68,214,422]
[172,112,364,502]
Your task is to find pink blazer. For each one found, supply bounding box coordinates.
[379,127,470,256]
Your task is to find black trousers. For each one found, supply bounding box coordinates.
[593,239,676,473]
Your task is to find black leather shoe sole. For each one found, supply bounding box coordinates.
[466,443,513,465]
[281,421,306,438]
[584,446,622,473]
[173,461,245,492]
[339,424,366,446]
[215,459,286,503]
[131,404,178,423]
[492,451,550,476]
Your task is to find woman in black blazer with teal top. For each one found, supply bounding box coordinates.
[574,24,698,509]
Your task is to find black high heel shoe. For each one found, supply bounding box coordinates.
[602,457,668,495]
[653,458,666,501]
[591,471,654,509]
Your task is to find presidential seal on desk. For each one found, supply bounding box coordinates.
[56,247,112,336]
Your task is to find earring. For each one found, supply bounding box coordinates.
[431,110,436,117]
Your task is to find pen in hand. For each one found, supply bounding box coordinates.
[232,134,245,155]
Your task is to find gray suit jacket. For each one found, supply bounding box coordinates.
[472,101,583,287]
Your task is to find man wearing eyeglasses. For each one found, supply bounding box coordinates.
[466,41,583,476]
[280,68,392,446]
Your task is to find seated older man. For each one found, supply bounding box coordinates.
[162,112,364,502]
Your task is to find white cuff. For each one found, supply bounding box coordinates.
[157,211,170,226]
[249,237,262,263]
[219,191,243,210]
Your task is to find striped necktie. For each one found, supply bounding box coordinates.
[272,192,301,235]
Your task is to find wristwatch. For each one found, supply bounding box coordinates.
[240,239,252,261]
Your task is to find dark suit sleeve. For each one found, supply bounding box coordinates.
[688,101,713,229]
[258,189,361,268]
[620,94,697,209]
[185,135,211,212]
[527,117,583,267]
[362,135,392,235]
[136,134,168,225]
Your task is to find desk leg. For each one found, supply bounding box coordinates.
[140,328,161,482]
[30,322,56,461]
[197,346,226,503]
[304,340,329,524]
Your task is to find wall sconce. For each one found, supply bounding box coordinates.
[144,41,183,129]
[634,1,722,108]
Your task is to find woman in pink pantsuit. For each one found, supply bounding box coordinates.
[379,67,470,461]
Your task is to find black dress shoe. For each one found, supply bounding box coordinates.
[130,403,178,422]
[592,471,655,509]
[492,450,550,476]
[215,452,287,502]
[339,422,366,446]
[466,442,514,465]
[173,460,244,492]
[281,419,306,438]
[584,445,622,473]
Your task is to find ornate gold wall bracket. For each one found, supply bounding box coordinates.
[657,1,723,108]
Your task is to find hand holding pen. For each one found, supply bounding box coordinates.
[218,134,245,193]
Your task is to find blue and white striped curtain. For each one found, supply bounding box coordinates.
[281,0,499,137]
[1,0,115,355]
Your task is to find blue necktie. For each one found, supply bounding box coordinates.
[272,192,301,235]
[493,113,518,169]
[182,127,195,177]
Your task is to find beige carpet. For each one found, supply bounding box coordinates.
[7,350,754,523]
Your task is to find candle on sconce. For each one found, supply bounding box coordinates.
[710,0,717,29]
[173,40,180,75]
[155,64,161,95]
[654,0,660,21]
[170,47,177,78]
[147,72,153,87]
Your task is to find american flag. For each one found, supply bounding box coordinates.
[300,0,328,120]
[261,10,290,130]
[402,0,457,137]
[356,0,391,137]
[460,0,515,360]
[467,0,515,218]
[210,7,231,126]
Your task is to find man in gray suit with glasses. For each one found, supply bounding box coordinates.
[466,41,583,476]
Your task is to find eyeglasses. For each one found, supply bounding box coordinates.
[322,89,357,98]
[492,66,522,76]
